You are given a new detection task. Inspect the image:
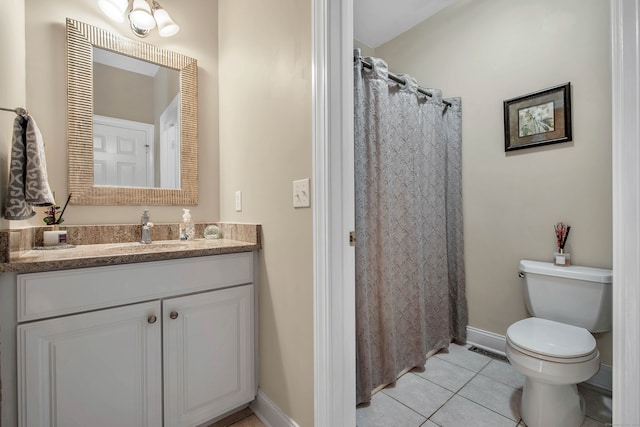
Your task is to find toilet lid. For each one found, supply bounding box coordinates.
[506,318,596,358]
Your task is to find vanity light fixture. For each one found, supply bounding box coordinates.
[98,0,179,38]
[98,0,128,22]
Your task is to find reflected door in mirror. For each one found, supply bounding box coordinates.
[94,115,154,187]
[159,94,180,189]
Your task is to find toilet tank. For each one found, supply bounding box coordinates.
[519,260,612,332]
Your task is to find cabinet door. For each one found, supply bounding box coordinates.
[164,285,254,427]
[17,301,162,427]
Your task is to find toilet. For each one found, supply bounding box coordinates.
[505,260,612,427]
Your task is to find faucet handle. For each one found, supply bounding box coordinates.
[141,209,150,225]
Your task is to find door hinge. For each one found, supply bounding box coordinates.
[349,231,356,247]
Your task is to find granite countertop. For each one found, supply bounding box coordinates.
[0,223,261,274]
[2,239,258,273]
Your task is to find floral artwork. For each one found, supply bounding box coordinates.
[518,101,554,137]
[504,83,572,151]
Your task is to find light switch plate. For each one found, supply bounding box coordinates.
[235,190,242,211]
[293,178,310,208]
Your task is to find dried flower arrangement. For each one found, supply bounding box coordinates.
[554,221,571,253]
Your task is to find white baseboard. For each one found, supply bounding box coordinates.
[466,326,612,393]
[250,388,300,427]
[587,364,612,393]
[466,326,507,356]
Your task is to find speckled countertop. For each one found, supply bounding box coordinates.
[0,223,261,274]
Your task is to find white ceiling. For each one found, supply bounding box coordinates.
[354,0,457,48]
[93,47,160,77]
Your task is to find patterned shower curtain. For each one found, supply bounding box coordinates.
[354,55,467,405]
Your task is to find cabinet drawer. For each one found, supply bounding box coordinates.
[18,252,253,322]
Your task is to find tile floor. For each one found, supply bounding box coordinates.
[356,343,612,427]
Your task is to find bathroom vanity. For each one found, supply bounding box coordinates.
[0,224,260,427]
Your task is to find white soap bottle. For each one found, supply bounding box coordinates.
[179,209,195,241]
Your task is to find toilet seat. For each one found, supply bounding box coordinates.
[507,337,598,364]
[506,318,597,362]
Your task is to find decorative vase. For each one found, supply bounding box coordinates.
[553,248,571,266]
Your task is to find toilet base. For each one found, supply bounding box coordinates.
[520,377,585,427]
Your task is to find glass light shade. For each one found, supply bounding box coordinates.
[154,8,180,37]
[129,0,156,30]
[98,0,128,22]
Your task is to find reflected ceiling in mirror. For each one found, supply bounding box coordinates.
[66,18,198,205]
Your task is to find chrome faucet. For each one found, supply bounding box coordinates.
[140,209,153,244]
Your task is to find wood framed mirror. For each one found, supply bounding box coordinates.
[66,18,198,205]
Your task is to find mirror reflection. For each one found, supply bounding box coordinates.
[66,18,198,206]
[93,47,180,189]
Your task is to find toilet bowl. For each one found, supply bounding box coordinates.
[506,318,600,427]
[506,260,612,427]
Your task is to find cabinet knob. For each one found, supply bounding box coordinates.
[147,314,157,324]
[169,311,179,320]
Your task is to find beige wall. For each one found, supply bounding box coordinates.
[93,64,154,122]
[376,0,613,364]
[20,0,219,226]
[354,39,375,57]
[0,0,26,231]
[218,0,314,425]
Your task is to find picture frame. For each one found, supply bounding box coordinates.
[503,82,572,152]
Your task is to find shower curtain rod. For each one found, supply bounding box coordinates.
[0,106,27,116]
[358,58,452,108]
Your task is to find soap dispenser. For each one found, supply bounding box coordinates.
[179,209,195,241]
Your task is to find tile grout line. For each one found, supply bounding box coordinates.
[441,364,520,424]
[448,355,524,423]
[458,369,523,424]
[419,352,494,424]
[379,378,428,424]
[400,358,479,425]
[417,357,523,425]
[452,394,521,424]
[379,366,473,425]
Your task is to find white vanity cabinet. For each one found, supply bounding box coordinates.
[15,253,256,427]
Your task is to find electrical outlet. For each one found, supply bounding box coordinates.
[293,178,310,208]
[235,190,242,211]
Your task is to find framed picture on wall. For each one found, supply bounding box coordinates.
[503,83,572,152]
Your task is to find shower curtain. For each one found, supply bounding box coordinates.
[354,55,467,405]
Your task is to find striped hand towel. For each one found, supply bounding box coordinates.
[4,115,55,220]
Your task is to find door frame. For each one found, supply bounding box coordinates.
[611,0,640,424]
[312,0,640,425]
[312,0,356,425]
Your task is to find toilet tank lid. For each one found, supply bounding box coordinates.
[519,260,612,284]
